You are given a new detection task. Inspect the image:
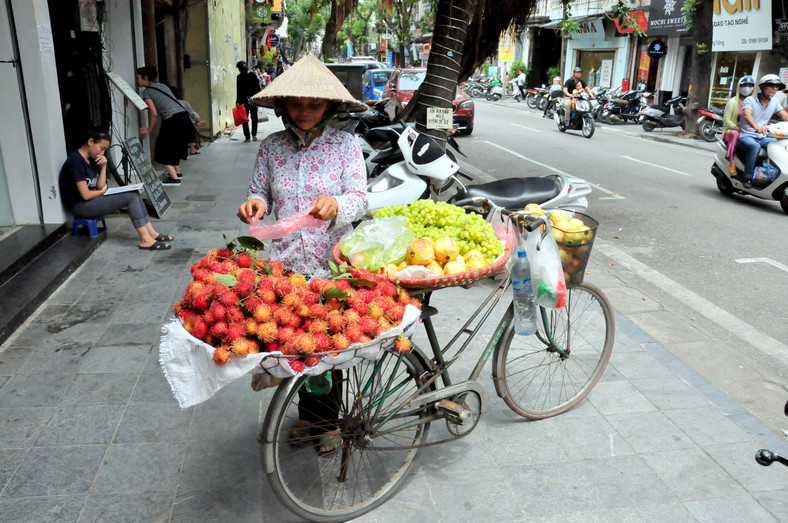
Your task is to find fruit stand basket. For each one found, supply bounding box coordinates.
[551,212,598,287]
[332,242,512,291]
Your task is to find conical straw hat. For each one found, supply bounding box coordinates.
[249,55,367,113]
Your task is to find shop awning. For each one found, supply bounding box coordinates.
[541,14,604,30]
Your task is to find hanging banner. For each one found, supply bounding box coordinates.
[647,0,688,36]
[712,0,772,52]
[614,10,648,34]
[498,27,515,62]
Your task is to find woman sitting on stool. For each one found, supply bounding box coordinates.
[59,129,173,250]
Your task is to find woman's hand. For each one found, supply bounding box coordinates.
[309,196,338,221]
[237,199,266,224]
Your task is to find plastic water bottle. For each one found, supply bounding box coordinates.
[511,250,537,335]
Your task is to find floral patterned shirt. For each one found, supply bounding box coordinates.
[248,126,367,277]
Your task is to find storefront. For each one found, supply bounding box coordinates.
[564,16,631,89]
[645,0,692,103]
[709,52,759,108]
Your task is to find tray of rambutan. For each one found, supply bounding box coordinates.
[159,236,422,409]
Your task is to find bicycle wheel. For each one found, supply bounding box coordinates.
[494,282,614,419]
[261,346,432,522]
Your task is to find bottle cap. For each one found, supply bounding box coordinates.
[517,250,526,257]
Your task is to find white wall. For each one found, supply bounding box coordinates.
[565,19,630,88]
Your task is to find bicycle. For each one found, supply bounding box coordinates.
[257,204,615,522]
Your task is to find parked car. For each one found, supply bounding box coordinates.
[349,56,386,69]
[362,68,395,102]
[382,68,475,134]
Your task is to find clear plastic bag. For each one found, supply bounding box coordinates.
[339,216,415,271]
[487,204,519,252]
[524,219,566,310]
[248,210,324,241]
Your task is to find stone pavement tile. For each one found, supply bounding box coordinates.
[430,466,524,522]
[578,455,676,510]
[143,348,163,373]
[124,279,185,304]
[481,412,569,467]
[607,351,674,380]
[683,494,777,522]
[130,371,178,404]
[752,490,788,520]
[603,503,693,522]
[78,345,149,374]
[587,380,657,416]
[114,404,193,444]
[2,445,106,497]
[603,287,662,315]
[17,345,90,375]
[503,461,603,518]
[35,405,124,446]
[177,439,261,491]
[0,448,26,490]
[189,396,263,443]
[0,374,75,407]
[92,442,185,494]
[547,414,634,460]
[170,488,268,523]
[61,374,138,405]
[0,347,32,375]
[0,495,85,522]
[97,323,164,346]
[417,431,499,477]
[354,472,440,523]
[662,407,755,448]
[641,448,745,502]
[606,411,695,453]
[0,407,56,448]
[625,311,707,345]
[10,321,108,350]
[111,301,173,326]
[703,443,786,494]
[79,492,173,523]
[631,376,711,411]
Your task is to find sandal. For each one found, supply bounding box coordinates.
[138,240,171,250]
[318,430,341,458]
[155,234,174,241]
[288,420,313,447]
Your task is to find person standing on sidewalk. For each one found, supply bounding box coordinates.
[516,69,526,101]
[236,61,262,142]
[236,55,367,456]
[136,67,191,186]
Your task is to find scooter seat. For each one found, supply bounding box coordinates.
[734,145,769,163]
[452,177,560,210]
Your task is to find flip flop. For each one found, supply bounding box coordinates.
[288,421,313,447]
[317,431,341,458]
[138,241,171,250]
[155,234,174,241]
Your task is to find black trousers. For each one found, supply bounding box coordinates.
[297,370,342,430]
[242,104,258,140]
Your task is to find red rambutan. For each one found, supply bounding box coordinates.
[310,319,328,335]
[232,336,259,357]
[332,333,350,351]
[289,358,305,373]
[309,304,328,319]
[213,347,231,366]
[244,318,259,336]
[259,288,277,305]
[256,321,278,343]
[226,306,245,323]
[304,355,321,367]
[313,333,331,353]
[359,317,378,336]
[327,312,346,332]
[395,336,412,353]
[277,326,295,344]
[234,280,255,298]
[216,249,233,259]
[302,292,320,306]
[236,253,253,268]
[226,323,246,342]
[244,296,262,313]
[192,294,210,311]
[210,321,229,339]
[193,319,209,340]
[325,298,343,311]
[274,278,293,297]
[264,341,280,353]
[274,307,294,327]
[209,301,227,321]
[218,290,240,306]
[344,324,363,343]
[253,304,272,323]
[237,269,256,282]
[343,310,361,325]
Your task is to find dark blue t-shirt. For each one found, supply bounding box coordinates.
[59,150,97,210]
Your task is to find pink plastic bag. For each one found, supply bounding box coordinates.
[249,211,324,241]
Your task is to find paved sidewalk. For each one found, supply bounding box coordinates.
[0,114,786,522]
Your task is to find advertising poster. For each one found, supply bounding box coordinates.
[599,60,613,87]
[712,0,772,51]
[647,0,689,36]
[498,27,515,62]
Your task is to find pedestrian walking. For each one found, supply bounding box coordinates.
[59,128,173,250]
[236,61,262,142]
[136,66,192,185]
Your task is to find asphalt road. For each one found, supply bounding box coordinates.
[452,100,788,408]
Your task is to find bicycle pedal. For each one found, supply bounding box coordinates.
[436,399,471,424]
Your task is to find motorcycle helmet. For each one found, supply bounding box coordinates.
[573,67,582,73]
[758,74,785,91]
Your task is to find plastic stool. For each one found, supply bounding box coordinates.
[72,216,107,238]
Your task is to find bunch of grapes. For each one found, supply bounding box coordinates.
[375,200,504,262]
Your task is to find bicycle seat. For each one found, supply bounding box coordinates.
[451,177,560,210]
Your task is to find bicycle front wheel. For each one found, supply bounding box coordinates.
[261,346,432,522]
[494,282,614,419]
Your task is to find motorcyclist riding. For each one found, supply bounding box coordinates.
[543,76,563,117]
[562,67,593,123]
[738,74,788,188]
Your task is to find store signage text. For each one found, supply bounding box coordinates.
[577,21,598,34]
[714,0,760,15]
[712,0,771,51]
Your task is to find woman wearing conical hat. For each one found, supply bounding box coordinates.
[237,56,368,455]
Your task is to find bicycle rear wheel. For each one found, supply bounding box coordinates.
[494,282,614,419]
[261,347,432,522]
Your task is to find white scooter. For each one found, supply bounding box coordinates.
[366,124,592,214]
[711,122,788,214]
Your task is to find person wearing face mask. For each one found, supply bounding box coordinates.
[722,76,755,176]
[738,74,788,187]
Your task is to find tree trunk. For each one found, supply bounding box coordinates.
[683,2,713,137]
[321,0,339,60]
[404,0,476,147]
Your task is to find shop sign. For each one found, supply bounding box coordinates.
[647,0,688,36]
[712,0,772,51]
[613,10,648,34]
[269,34,280,48]
[780,68,788,86]
[248,4,272,24]
[576,19,602,34]
[648,39,667,58]
[498,26,515,61]
[779,19,788,35]
[599,60,613,87]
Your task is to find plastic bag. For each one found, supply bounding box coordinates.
[487,204,518,252]
[248,210,324,241]
[753,163,778,188]
[339,216,415,271]
[232,104,249,126]
[524,219,566,310]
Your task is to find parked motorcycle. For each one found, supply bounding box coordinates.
[524,86,546,108]
[485,80,503,101]
[755,401,788,469]
[640,95,687,131]
[710,121,788,214]
[697,106,724,142]
[554,92,595,138]
[601,89,646,124]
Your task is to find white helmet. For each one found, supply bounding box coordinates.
[758,74,785,90]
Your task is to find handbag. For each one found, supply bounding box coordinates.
[147,85,200,137]
[232,104,249,126]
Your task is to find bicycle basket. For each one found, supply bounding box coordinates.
[551,212,598,286]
